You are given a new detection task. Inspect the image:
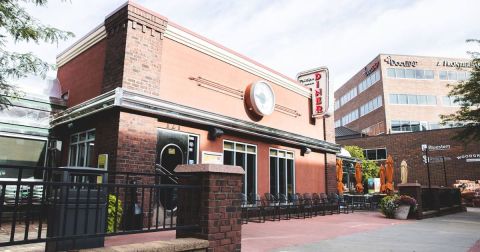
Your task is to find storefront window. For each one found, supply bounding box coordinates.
[0,135,46,179]
[68,129,95,167]
[269,149,295,197]
[223,141,256,196]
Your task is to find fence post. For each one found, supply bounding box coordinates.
[175,164,244,252]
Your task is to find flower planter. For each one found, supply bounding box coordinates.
[394,205,410,220]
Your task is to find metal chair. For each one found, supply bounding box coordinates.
[312,193,326,216]
[263,193,280,221]
[288,193,304,219]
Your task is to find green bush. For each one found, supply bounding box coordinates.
[379,195,399,219]
[107,194,123,233]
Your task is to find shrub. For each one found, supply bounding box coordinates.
[379,195,399,218]
[107,194,123,233]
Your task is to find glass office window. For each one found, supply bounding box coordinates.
[387,68,396,78]
[425,70,434,79]
[439,71,447,80]
[395,69,405,78]
[405,69,415,79]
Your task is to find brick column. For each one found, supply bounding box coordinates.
[325,153,337,194]
[174,164,244,252]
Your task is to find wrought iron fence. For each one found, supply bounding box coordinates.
[0,165,200,248]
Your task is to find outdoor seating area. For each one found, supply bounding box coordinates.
[241,192,384,224]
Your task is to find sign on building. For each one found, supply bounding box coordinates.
[297,67,330,118]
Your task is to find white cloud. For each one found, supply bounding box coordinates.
[6,0,480,91]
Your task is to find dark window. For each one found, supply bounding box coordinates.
[377,149,387,160]
[366,150,376,160]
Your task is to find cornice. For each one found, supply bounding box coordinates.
[57,25,106,68]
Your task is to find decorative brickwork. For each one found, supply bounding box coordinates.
[103,3,167,94]
[175,164,243,252]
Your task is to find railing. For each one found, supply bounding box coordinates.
[0,165,200,247]
[421,187,461,212]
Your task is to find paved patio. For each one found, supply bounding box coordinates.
[1,209,479,251]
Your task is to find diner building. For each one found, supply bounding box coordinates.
[50,2,339,196]
[334,54,473,136]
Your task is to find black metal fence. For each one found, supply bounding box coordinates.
[0,165,200,248]
[421,187,461,212]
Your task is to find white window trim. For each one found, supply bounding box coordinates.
[223,140,258,195]
[268,147,295,196]
[68,129,95,167]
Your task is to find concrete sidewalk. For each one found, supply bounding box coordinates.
[269,208,480,252]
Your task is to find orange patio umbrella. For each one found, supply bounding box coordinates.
[336,159,344,194]
[385,155,394,193]
[355,162,364,193]
[379,164,386,193]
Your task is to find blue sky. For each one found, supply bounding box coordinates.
[7,0,480,92]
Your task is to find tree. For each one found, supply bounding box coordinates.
[344,145,379,183]
[441,39,480,142]
[0,0,74,109]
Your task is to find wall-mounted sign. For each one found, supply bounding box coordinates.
[436,60,478,68]
[364,61,380,76]
[202,151,223,165]
[422,155,451,164]
[297,67,329,118]
[97,154,108,170]
[384,56,417,68]
[245,81,276,117]
[457,154,480,162]
[421,144,450,152]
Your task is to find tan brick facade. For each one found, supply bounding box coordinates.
[334,54,472,135]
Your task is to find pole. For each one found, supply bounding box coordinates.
[426,147,431,189]
[442,156,447,187]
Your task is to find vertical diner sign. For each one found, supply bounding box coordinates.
[297,67,329,118]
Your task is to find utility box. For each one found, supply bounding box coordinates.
[46,167,107,252]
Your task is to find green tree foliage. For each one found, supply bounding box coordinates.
[441,39,480,142]
[0,0,74,109]
[344,145,379,182]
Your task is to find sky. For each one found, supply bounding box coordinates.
[6,0,480,93]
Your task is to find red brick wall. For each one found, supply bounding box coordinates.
[337,128,480,187]
[57,39,107,107]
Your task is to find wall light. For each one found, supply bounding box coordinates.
[208,127,224,140]
[301,147,312,156]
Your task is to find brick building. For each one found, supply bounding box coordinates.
[50,2,339,198]
[334,54,472,136]
[337,128,480,188]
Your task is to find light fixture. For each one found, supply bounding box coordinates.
[208,127,224,140]
[301,147,312,156]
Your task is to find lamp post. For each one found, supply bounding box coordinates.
[422,144,432,189]
[442,156,448,187]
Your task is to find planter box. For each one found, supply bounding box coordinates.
[394,205,410,220]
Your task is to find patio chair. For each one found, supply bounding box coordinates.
[288,193,304,219]
[241,193,263,224]
[328,193,341,214]
[249,193,265,223]
[312,193,326,216]
[369,194,382,211]
[263,193,280,221]
[302,193,315,218]
[320,193,334,215]
[296,193,313,218]
[343,194,354,213]
[352,195,367,210]
[333,193,352,214]
[277,193,291,220]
